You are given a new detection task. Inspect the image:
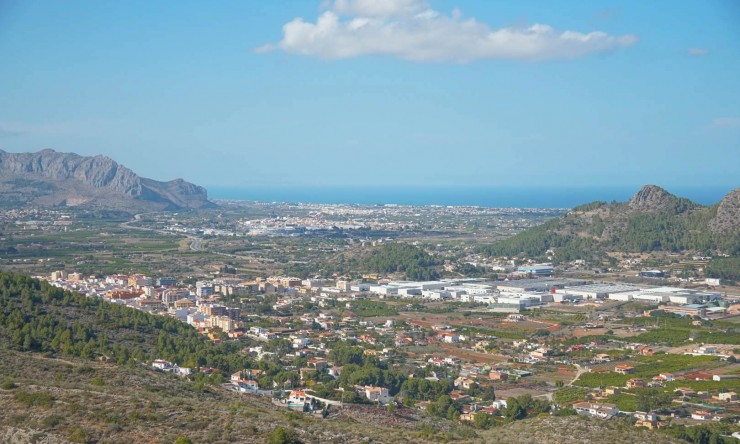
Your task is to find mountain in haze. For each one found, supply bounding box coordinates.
[0,149,214,211]
[478,185,740,262]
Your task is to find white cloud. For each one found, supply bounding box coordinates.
[259,0,638,62]
[331,0,426,17]
[687,47,709,56]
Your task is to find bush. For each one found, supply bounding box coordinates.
[14,391,55,408]
[268,427,302,444]
[68,427,92,443]
[1,380,18,390]
[42,415,65,428]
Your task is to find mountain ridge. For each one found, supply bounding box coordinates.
[0,149,214,211]
[477,185,740,262]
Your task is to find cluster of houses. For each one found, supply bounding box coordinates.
[43,269,739,429]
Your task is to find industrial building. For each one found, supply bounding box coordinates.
[495,278,587,293]
[555,283,640,300]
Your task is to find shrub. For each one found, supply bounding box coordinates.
[1,380,18,390]
[14,391,55,408]
[42,415,65,428]
[68,427,93,443]
[268,427,302,444]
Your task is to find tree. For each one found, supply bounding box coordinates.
[268,427,301,444]
[473,412,496,429]
[504,398,526,420]
[174,437,193,444]
[481,385,496,401]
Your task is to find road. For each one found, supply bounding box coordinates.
[566,364,586,387]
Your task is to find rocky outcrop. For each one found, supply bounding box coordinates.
[627,184,678,212]
[0,149,214,211]
[709,188,740,233]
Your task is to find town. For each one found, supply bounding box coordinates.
[41,265,740,435]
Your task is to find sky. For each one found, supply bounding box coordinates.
[1,0,739,193]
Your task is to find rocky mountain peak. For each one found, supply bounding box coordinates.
[709,188,740,233]
[628,184,676,211]
[0,149,214,211]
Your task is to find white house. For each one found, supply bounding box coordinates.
[152,359,173,370]
[288,390,309,408]
[364,386,392,404]
[573,402,619,419]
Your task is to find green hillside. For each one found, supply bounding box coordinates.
[477,185,740,264]
[0,272,251,372]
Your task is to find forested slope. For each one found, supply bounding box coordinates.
[477,185,740,264]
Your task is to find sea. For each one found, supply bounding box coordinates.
[207,185,734,209]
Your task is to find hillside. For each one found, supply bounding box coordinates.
[477,185,740,263]
[0,272,250,373]
[0,350,689,444]
[0,149,214,211]
[0,273,691,444]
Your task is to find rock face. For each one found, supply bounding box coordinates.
[709,188,740,233]
[627,184,678,212]
[0,149,214,211]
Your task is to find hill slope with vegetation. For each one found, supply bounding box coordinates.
[0,272,694,443]
[477,185,740,265]
[0,349,690,444]
[0,272,251,373]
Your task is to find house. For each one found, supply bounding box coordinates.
[231,369,263,382]
[454,377,476,390]
[288,390,309,408]
[593,354,611,363]
[657,372,675,382]
[573,402,619,419]
[634,411,658,422]
[529,348,552,361]
[449,390,471,402]
[489,371,509,381]
[364,386,392,404]
[307,359,328,371]
[439,332,460,343]
[691,410,712,421]
[328,366,343,378]
[615,365,635,375]
[416,400,432,411]
[675,387,696,397]
[152,359,173,370]
[626,378,646,389]
[716,392,737,402]
[173,366,192,376]
[427,357,447,367]
[236,380,259,392]
[634,411,660,429]
[491,398,508,410]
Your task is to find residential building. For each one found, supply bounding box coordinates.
[573,402,619,419]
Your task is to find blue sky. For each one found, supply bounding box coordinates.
[1,0,739,192]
